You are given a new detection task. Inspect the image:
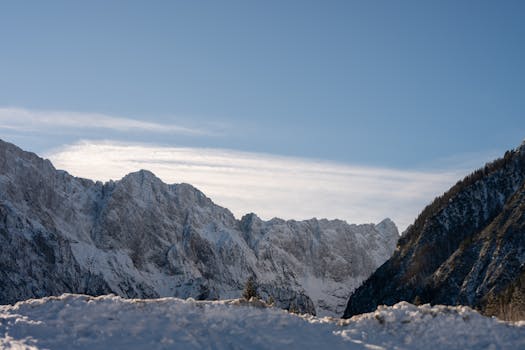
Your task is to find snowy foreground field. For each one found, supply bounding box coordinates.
[1,294,524,350]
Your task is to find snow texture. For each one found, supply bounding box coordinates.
[0,294,524,350]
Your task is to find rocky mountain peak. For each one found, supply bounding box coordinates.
[0,139,56,176]
[124,169,159,181]
[240,213,263,230]
[0,139,399,317]
[375,218,398,236]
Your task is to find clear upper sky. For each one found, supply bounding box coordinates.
[0,1,524,228]
[2,0,524,166]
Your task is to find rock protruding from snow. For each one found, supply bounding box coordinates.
[0,139,398,316]
[1,294,524,350]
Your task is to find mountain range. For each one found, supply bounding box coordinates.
[0,139,398,317]
[4,137,524,321]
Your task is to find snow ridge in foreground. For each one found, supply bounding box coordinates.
[1,294,524,350]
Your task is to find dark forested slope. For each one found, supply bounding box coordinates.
[344,142,525,321]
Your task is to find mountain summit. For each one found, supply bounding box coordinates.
[344,143,525,320]
[0,139,398,316]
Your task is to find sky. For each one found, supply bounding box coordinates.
[0,1,524,230]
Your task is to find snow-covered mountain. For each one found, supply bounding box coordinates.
[1,294,524,350]
[344,141,525,320]
[0,139,398,316]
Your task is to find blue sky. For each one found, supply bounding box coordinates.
[0,1,524,229]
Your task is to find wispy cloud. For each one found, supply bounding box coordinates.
[0,107,211,136]
[45,140,470,231]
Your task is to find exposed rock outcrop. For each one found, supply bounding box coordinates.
[0,139,398,316]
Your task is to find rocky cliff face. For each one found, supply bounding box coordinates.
[344,142,525,321]
[0,140,398,316]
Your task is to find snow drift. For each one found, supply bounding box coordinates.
[1,294,524,350]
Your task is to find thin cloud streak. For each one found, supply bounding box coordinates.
[0,107,211,136]
[46,140,469,231]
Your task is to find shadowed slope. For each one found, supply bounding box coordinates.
[344,143,525,320]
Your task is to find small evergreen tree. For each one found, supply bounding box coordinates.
[242,276,259,300]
